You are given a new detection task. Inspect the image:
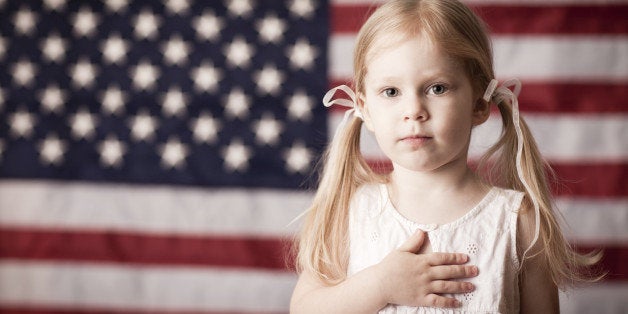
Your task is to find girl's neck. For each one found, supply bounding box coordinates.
[387,162,489,225]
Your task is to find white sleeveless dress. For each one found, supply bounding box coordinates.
[347,184,524,313]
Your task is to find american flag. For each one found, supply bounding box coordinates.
[0,0,626,313]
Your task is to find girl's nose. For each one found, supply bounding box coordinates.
[404,95,429,121]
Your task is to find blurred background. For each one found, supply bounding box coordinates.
[0,0,626,313]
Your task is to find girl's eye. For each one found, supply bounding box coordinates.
[383,88,399,97]
[428,84,448,95]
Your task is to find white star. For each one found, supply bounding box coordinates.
[39,85,66,114]
[98,136,126,167]
[161,36,190,66]
[165,0,190,15]
[9,109,36,138]
[131,61,160,90]
[226,0,254,18]
[72,7,99,37]
[191,112,221,144]
[0,36,6,60]
[105,0,128,13]
[41,34,67,63]
[100,86,127,115]
[284,142,312,174]
[39,134,67,166]
[193,11,224,41]
[69,108,98,140]
[287,90,313,121]
[161,87,187,117]
[12,60,37,87]
[287,38,317,70]
[223,36,254,68]
[129,111,158,141]
[134,10,161,40]
[43,0,66,11]
[289,0,317,19]
[256,14,287,44]
[69,59,98,89]
[223,88,250,119]
[254,64,284,95]
[14,8,37,36]
[253,114,283,146]
[159,137,189,169]
[101,34,129,64]
[221,139,252,172]
[191,62,221,93]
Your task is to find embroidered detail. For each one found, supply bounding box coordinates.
[370,231,379,242]
[467,243,479,255]
[464,292,475,301]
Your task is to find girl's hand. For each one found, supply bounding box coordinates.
[374,229,478,308]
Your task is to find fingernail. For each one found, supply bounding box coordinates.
[454,300,462,307]
[471,266,478,275]
[465,283,475,291]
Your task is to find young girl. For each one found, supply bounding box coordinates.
[290,0,600,313]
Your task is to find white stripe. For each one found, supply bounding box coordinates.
[0,260,626,313]
[559,282,628,314]
[330,35,628,82]
[0,180,309,237]
[558,197,628,244]
[0,260,296,312]
[329,113,628,162]
[1,181,627,243]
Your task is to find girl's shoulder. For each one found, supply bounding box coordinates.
[350,182,387,218]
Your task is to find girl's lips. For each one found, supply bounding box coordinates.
[400,135,432,147]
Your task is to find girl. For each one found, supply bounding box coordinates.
[291,0,600,313]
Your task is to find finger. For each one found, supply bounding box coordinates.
[427,252,469,266]
[430,265,479,280]
[429,280,475,294]
[398,229,426,253]
[424,293,462,308]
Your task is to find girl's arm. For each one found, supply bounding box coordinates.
[290,230,478,313]
[517,201,559,313]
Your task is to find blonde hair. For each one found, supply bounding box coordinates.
[294,0,600,287]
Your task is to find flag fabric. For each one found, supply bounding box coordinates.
[0,0,626,313]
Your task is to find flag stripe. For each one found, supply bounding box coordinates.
[328,80,628,114]
[330,34,628,82]
[0,228,291,270]
[331,113,628,163]
[0,230,626,281]
[0,180,307,238]
[332,4,628,35]
[0,261,295,313]
[1,181,626,236]
[1,260,625,313]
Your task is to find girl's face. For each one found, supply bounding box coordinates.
[360,33,488,173]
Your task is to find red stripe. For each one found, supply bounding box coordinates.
[576,245,628,282]
[332,4,628,35]
[328,80,628,114]
[0,227,625,281]
[0,228,290,270]
[551,163,628,198]
[366,161,627,197]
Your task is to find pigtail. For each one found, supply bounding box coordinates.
[477,89,603,288]
[294,116,376,285]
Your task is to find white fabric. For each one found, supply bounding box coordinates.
[347,184,524,313]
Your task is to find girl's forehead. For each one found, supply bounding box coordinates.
[365,33,458,69]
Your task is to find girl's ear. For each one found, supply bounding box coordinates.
[472,97,491,126]
[358,93,374,131]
